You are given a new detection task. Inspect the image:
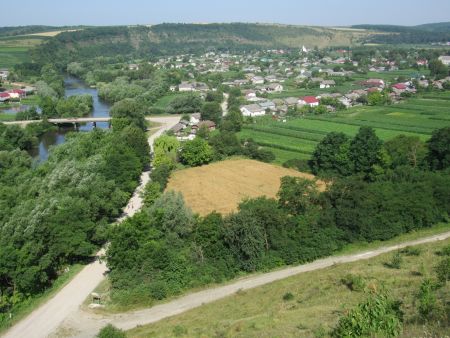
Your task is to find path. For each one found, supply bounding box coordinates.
[221,92,229,116]
[53,231,450,337]
[1,116,180,338]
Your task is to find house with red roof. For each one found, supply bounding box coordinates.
[391,83,408,94]
[298,96,319,107]
[0,92,10,102]
[9,89,26,98]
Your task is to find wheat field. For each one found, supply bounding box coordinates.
[166,158,324,215]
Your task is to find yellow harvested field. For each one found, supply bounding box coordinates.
[166,159,325,216]
[25,29,80,37]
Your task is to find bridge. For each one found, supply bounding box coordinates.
[3,117,112,127]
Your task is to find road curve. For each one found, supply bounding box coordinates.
[53,230,450,338]
[1,116,180,338]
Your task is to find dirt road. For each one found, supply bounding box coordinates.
[53,231,449,337]
[1,116,180,338]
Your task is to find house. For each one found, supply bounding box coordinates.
[251,76,264,85]
[233,79,248,86]
[0,69,9,81]
[284,97,298,106]
[194,82,209,92]
[170,123,186,136]
[310,77,324,83]
[259,100,276,111]
[361,79,385,88]
[240,104,266,117]
[265,83,283,93]
[190,113,201,125]
[9,89,26,98]
[191,120,216,133]
[128,64,139,71]
[244,90,258,101]
[265,75,278,83]
[179,82,195,92]
[416,59,428,66]
[298,96,319,107]
[391,83,408,94]
[0,92,10,102]
[169,85,177,92]
[438,56,450,66]
[320,80,336,89]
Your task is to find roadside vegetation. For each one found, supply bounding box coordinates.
[127,239,450,337]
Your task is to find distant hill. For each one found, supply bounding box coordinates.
[0,25,87,37]
[3,21,445,67]
[351,22,450,44]
[29,23,373,66]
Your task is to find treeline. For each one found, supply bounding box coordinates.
[0,121,149,325]
[106,125,450,307]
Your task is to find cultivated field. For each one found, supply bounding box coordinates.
[240,93,450,164]
[166,158,324,215]
[0,36,46,68]
[127,237,450,338]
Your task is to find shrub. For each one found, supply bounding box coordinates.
[341,273,366,292]
[384,252,403,269]
[399,246,421,256]
[149,280,168,300]
[282,292,295,301]
[416,278,440,321]
[97,324,126,338]
[172,325,188,337]
[331,292,403,338]
[434,257,450,284]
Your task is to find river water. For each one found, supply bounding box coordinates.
[31,77,111,161]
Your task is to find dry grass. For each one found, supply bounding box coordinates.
[166,159,324,216]
[24,29,80,37]
[128,239,450,338]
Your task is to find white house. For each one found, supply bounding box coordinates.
[240,104,266,117]
[266,83,283,93]
[298,96,319,107]
[190,113,201,125]
[251,76,264,85]
[438,55,450,66]
[178,82,195,92]
[320,80,336,89]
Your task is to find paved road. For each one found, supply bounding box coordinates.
[221,93,229,116]
[1,116,180,338]
[53,231,450,337]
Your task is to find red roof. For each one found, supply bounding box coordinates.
[9,89,26,94]
[0,92,10,98]
[392,83,407,90]
[302,96,319,104]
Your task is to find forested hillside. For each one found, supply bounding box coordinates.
[28,23,370,67]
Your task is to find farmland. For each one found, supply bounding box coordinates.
[0,35,47,68]
[166,158,324,215]
[127,237,450,338]
[240,94,450,164]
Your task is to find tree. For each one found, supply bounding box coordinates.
[384,135,426,168]
[221,109,243,132]
[429,59,448,79]
[110,98,146,131]
[224,211,265,272]
[179,137,213,166]
[427,127,450,170]
[208,131,241,157]
[310,132,353,176]
[349,127,384,178]
[153,135,180,168]
[201,102,222,124]
[277,176,318,215]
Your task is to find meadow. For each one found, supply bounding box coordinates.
[0,36,47,68]
[127,237,450,338]
[240,93,450,164]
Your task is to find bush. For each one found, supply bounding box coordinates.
[399,246,421,256]
[282,292,294,301]
[434,257,450,284]
[282,158,311,173]
[149,280,168,300]
[341,274,366,292]
[384,252,403,269]
[416,278,440,321]
[97,324,126,338]
[331,292,403,338]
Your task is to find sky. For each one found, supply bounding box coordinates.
[2,0,450,27]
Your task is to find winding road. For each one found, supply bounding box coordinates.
[1,115,180,338]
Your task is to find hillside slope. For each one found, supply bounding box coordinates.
[29,23,372,65]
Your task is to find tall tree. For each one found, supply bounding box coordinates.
[349,127,384,178]
[427,127,450,170]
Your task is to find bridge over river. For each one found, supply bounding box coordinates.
[3,117,113,127]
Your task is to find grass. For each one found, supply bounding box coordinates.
[0,263,84,334]
[127,236,450,338]
[166,158,324,215]
[0,36,47,68]
[152,93,193,110]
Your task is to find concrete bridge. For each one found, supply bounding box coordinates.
[3,117,112,127]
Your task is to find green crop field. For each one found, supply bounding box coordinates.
[239,93,450,164]
[0,36,47,68]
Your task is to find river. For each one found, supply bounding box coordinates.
[30,77,111,161]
